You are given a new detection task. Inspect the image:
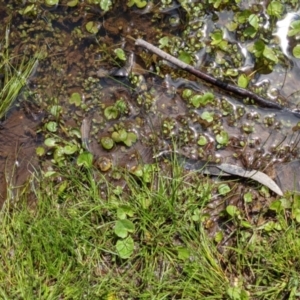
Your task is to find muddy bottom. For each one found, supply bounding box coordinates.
[0,106,43,206]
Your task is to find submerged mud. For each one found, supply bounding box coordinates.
[0,106,43,205]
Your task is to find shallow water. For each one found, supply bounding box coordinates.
[1,1,300,204]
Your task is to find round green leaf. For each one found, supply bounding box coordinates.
[214,231,223,243]
[252,40,265,57]
[85,21,99,34]
[216,130,229,145]
[226,21,238,32]
[100,0,112,11]
[226,69,238,77]
[201,111,214,123]
[117,128,128,140]
[202,92,214,103]
[238,74,249,88]
[248,14,259,30]
[280,198,292,209]
[178,51,192,64]
[263,46,278,63]
[197,135,208,146]
[114,219,135,238]
[177,247,190,260]
[288,20,300,37]
[237,10,251,24]
[23,4,35,14]
[114,224,128,239]
[53,147,65,163]
[116,236,134,259]
[219,40,228,51]
[44,138,57,147]
[114,48,126,61]
[243,26,257,38]
[63,144,78,155]
[67,0,78,6]
[211,31,223,45]
[218,184,231,195]
[115,99,127,114]
[190,95,202,108]
[44,171,57,177]
[117,205,134,219]
[127,0,147,8]
[69,92,82,106]
[269,200,282,213]
[130,165,143,177]
[227,287,244,300]
[112,129,128,143]
[50,105,62,117]
[36,146,45,156]
[159,36,170,48]
[46,121,57,133]
[45,0,58,6]
[76,151,93,168]
[104,106,119,120]
[293,45,300,58]
[182,89,193,100]
[226,205,239,217]
[267,1,283,18]
[101,137,114,150]
[141,164,155,183]
[262,221,275,232]
[243,192,253,203]
[123,132,137,147]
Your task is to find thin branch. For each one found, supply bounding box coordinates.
[135,38,300,118]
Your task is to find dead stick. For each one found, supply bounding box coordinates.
[135,38,300,118]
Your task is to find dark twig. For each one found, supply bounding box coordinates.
[135,38,300,118]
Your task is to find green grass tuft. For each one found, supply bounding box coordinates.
[0,157,300,299]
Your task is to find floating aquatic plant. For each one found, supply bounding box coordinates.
[104,106,119,120]
[101,137,115,150]
[112,129,137,147]
[127,0,147,8]
[69,93,82,107]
